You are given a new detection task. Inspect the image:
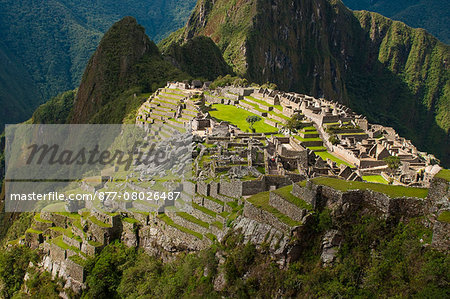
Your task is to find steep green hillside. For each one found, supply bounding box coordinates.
[70,17,189,124]
[162,0,257,76]
[31,90,76,124]
[343,0,450,44]
[354,11,450,161]
[1,215,448,297]
[161,0,450,166]
[0,0,196,126]
[161,35,234,80]
[0,42,38,126]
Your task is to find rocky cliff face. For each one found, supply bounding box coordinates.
[163,0,450,166]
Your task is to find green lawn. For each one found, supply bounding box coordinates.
[26,228,43,234]
[268,110,290,120]
[123,217,140,224]
[245,95,271,107]
[437,211,450,223]
[363,175,389,184]
[211,221,223,229]
[294,136,322,142]
[274,105,282,111]
[69,255,87,267]
[209,104,277,133]
[51,235,70,250]
[435,169,450,181]
[247,191,301,227]
[205,233,217,241]
[162,91,185,97]
[316,151,354,168]
[244,96,291,120]
[307,146,327,151]
[302,126,317,131]
[88,240,103,247]
[438,211,450,223]
[312,177,428,198]
[34,213,52,224]
[240,99,267,113]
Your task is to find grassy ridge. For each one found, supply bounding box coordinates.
[312,177,428,198]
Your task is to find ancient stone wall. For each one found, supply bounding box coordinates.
[243,201,291,232]
[203,197,224,213]
[265,119,279,128]
[91,210,120,227]
[427,177,449,208]
[138,218,209,254]
[168,213,209,235]
[209,181,220,197]
[49,242,66,262]
[432,220,450,251]
[81,241,102,256]
[65,258,85,283]
[331,145,360,166]
[87,219,120,244]
[292,181,321,209]
[197,181,210,197]
[204,94,222,104]
[190,208,215,224]
[214,193,235,202]
[33,219,53,231]
[269,192,305,222]
[219,180,242,198]
[41,212,67,228]
[71,226,87,241]
[233,216,289,257]
[263,175,293,190]
[25,231,43,249]
[63,234,81,250]
[241,179,265,196]
[129,211,149,225]
[121,221,139,247]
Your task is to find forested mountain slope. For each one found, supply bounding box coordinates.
[343,0,450,44]
[0,0,196,126]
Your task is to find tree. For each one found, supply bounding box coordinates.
[384,156,401,173]
[261,82,277,90]
[246,115,261,132]
[0,246,38,298]
[328,135,340,145]
[285,113,303,131]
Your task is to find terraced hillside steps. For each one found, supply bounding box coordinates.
[245,191,301,233]
[136,86,200,127]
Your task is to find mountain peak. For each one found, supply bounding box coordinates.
[70,16,159,123]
